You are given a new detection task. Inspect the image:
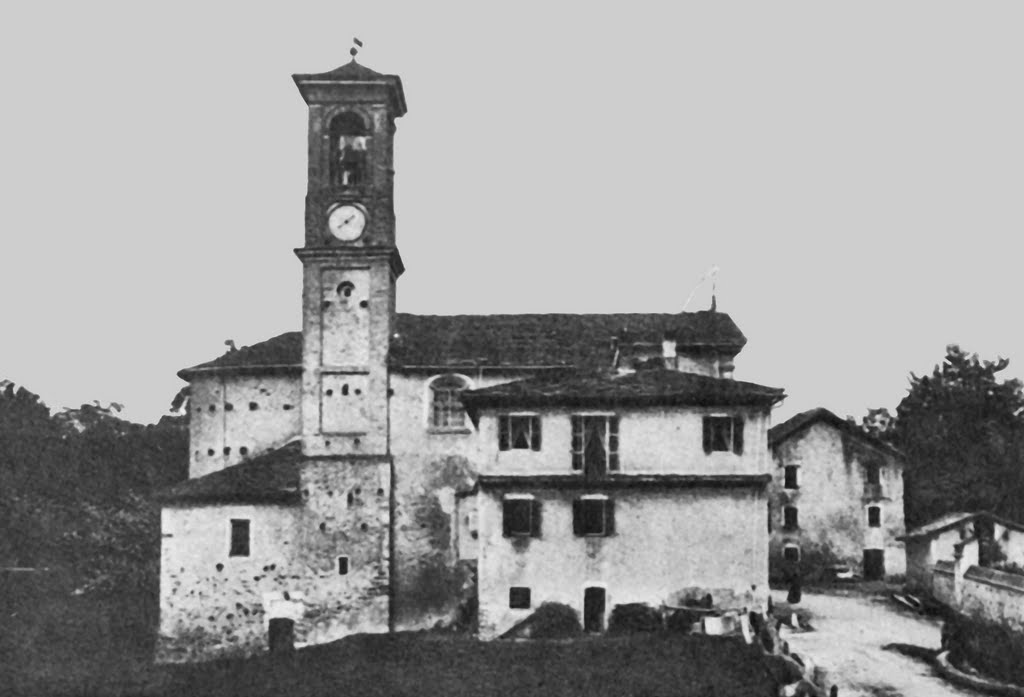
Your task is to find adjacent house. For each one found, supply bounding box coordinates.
[155,57,786,661]
[767,408,906,581]
[899,511,1024,594]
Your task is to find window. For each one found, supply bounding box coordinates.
[783,506,798,530]
[783,545,800,562]
[784,465,799,489]
[865,463,880,486]
[571,416,619,475]
[509,587,531,609]
[502,497,541,537]
[702,415,744,454]
[229,519,250,557]
[867,506,881,528]
[429,374,469,429]
[338,556,349,575]
[573,496,615,537]
[499,415,541,451]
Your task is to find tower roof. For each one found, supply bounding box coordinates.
[292,59,407,116]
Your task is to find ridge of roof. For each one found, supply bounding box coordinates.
[768,407,903,458]
[898,511,1024,541]
[178,311,748,379]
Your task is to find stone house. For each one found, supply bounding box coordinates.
[899,511,1024,594]
[767,408,906,581]
[155,58,785,661]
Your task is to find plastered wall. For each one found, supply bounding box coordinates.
[157,458,390,662]
[476,487,768,638]
[188,375,302,479]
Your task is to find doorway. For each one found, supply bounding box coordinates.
[863,549,885,580]
[583,586,606,633]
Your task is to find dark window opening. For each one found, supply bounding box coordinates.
[502,498,541,537]
[571,415,619,475]
[338,556,349,575]
[328,111,369,189]
[230,519,250,557]
[866,463,880,486]
[783,545,800,562]
[499,415,542,451]
[783,506,798,530]
[784,465,798,489]
[584,587,606,633]
[337,281,355,299]
[868,506,881,528]
[573,497,615,537]
[703,415,745,454]
[509,587,531,609]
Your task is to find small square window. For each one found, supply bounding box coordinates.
[783,506,798,530]
[783,545,800,562]
[867,506,881,528]
[499,415,541,451]
[784,466,799,489]
[338,555,349,575]
[509,587,531,609]
[865,463,881,486]
[229,519,250,557]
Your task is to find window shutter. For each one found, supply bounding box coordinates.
[572,499,583,536]
[702,417,712,454]
[531,416,542,451]
[606,499,615,535]
[530,499,542,537]
[502,500,513,537]
[732,417,744,455]
[498,416,510,451]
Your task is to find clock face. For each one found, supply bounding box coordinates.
[327,205,367,241]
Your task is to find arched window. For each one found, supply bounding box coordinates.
[429,374,470,429]
[328,111,370,188]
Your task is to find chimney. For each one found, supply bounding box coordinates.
[719,355,735,380]
[662,338,678,370]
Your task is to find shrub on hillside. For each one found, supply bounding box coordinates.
[608,603,662,634]
[944,613,1024,686]
[526,602,582,639]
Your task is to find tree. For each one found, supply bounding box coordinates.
[889,345,1024,526]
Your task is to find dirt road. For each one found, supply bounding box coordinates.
[775,590,980,697]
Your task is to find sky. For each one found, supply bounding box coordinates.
[1,2,1022,425]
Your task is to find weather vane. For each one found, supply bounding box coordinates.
[350,37,363,59]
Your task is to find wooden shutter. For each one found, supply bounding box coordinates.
[732,416,744,455]
[572,499,583,536]
[530,416,542,451]
[530,499,542,538]
[502,500,513,537]
[605,499,615,535]
[702,417,712,454]
[571,416,583,470]
[498,416,510,451]
[608,417,619,471]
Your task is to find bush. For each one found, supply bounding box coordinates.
[944,613,1024,685]
[608,603,662,634]
[666,608,704,634]
[527,602,582,639]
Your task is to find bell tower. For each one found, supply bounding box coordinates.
[293,57,407,457]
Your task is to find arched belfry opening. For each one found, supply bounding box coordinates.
[328,111,370,189]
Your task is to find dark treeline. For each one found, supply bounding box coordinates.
[0,382,187,593]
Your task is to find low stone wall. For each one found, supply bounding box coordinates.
[932,561,955,607]
[961,566,1024,632]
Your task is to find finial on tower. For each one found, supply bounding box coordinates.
[350,37,364,59]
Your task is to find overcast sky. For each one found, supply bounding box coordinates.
[1,2,1022,425]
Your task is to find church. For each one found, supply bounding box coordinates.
[156,57,786,662]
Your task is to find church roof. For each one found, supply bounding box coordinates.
[768,407,903,458]
[292,59,407,116]
[178,311,747,379]
[460,367,784,421]
[156,442,303,505]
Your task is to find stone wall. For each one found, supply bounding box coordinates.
[157,458,390,662]
[961,565,1024,632]
[477,486,768,639]
[187,374,301,478]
